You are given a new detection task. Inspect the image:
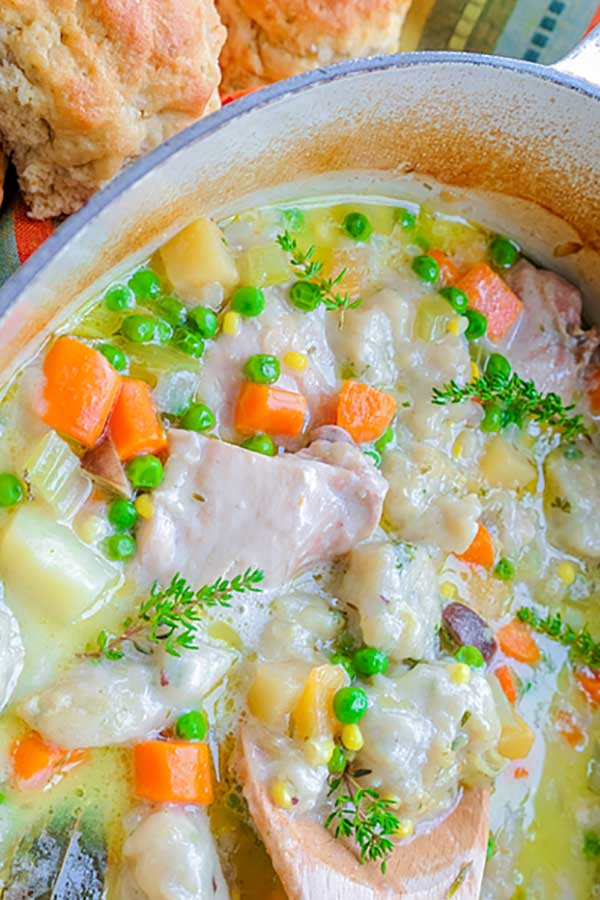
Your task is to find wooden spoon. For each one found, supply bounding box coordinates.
[239,726,489,900]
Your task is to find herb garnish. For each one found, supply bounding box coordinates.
[326,769,400,873]
[516,607,600,669]
[432,372,588,441]
[86,568,264,660]
[276,231,362,314]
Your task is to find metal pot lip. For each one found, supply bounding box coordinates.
[1,48,598,316]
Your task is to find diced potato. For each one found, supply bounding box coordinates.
[480,436,537,490]
[247,661,310,729]
[0,505,117,623]
[237,244,290,287]
[159,218,238,297]
[497,710,535,760]
[291,664,347,742]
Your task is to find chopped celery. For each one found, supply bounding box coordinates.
[413,296,452,342]
[237,244,291,287]
[26,431,91,521]
[125,342,198,387]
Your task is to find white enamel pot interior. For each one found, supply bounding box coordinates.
[0,30,599,385]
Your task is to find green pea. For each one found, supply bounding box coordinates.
[241,434,276,456]
[480,404,503,433]
[128,268,162,300]
[189,306,218,339]
[180,403,215,433]
[396,207,416,229]
[342,212,372,241]
[127,454,164,490]
[0,473,24,508]
[333,686,369,724]
[98,343,127,372]
[151,295,187,327]
[330,653,355,679]
[353,647,389,677]
[495,557,515,581]
[283,208,304,231]
[153,319,173,344]
[439,286,468,315]
[464,309,487,340]
[412,254,440,284]
[363,448,381,468]
[454,645,485,668]
[108,498,138,531]
[172,329,205,358]
[490,236,519,269]
[104,533,136,561]
[175,710,208,741]
[243,354,280,385]
[486,353,511,383]
[374,425,394,454]
[104,284,135,311]
[328,745,347,774]
[289,281,322,312]
[121,315,156,344]
[231,286,265,317]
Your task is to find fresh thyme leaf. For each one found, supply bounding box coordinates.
[551,496,572,513]
[86,568,264,660]
[326,771,399,873]
[431,372,589,441]
[276,230,362,314]
[516,607,600,669]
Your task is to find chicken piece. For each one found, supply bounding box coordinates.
[20,659,166,748]
[136,431,387,590]
[504,260,599,400]
[544,446,600,559]
[0,0,225,218]
[0,597,24,714]
[218,0,411,94]
[239,724,490,900]
[122,807,229,900]
[338,542,440,661]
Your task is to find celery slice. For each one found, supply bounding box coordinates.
[26,431,91,521]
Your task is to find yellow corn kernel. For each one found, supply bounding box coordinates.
[304,738,335,767]
[470,361,481,381]
[557,561,577,586]
[222,311,241,336]
[135,494,154,519]
[448,662,471,685]
[447,316,462,337]
[283,351,308,371]
[452,435,463,459]
[440,581,457,600]
[270,779,293,809]
[394,818,414,840]
[77,514,105,545]
[341,724,364,752]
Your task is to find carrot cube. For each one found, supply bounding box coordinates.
[456,263,523,342]
[109,378,167,461]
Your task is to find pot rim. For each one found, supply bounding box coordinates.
[1,48,599,316]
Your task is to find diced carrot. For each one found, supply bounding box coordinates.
[133,740,213,804]
[456,263,523,343]
[11,731,67,788]
[336,380,396,444]
[496,620,541,665]
[495,664,517,704]
[513,766,529,779]
[576,667,600,705]
[235,382,307,437]
[587,365,600,415]
[455,523,494,569]
[42,337,121,446]
[554,709,585,749]
[109,378,167,461]
[429,249,460,286]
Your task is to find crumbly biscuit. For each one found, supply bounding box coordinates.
[218,0,411,93]
[0,0,226,218]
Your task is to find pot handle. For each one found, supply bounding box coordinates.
[552,25,600,88]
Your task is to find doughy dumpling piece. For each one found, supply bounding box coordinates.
[157,640,237,707]
[0,597,24,713]
[0,0,225,218]
[338,542,440,660]
[544,447,600,559]
[123,808,229,900]
[20,660,167,748]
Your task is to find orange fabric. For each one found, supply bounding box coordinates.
[576,667,600,705]
[585,5,600,34]
[428,249,460,286]
[336,380,396,444]
[456,263,523,342]
[42,337,121,446]
[134,740,213,804]
[496,620,541,664]
[11,731,65,787]
[455,523,494,569]
[13,196,54,264]
[235,381,307,436]
[495,664,517,704]
[109,377,167,460]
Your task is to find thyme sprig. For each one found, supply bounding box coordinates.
[432,372,588,441]
[276,230,362,313]
[86,568,264,660]
[517,606,600,668]
[326,769,400,873]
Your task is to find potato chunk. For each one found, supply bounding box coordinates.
[248,661,311,729]
[160,217,238,297]
[480,436,536,490]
